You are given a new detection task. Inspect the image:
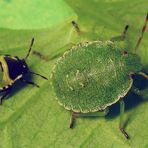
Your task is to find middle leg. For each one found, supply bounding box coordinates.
[70,108,109,128]
[21,79,40,88]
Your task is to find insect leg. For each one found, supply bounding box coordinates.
[70,108,109,128]
[135,14,148,51]
[21,79,40,88]
[32,50,49,61]
[119,100,129,139]
[0,87,11,105]
[70,112,77,128]
[72,21,81,33]
[110,25,129,42]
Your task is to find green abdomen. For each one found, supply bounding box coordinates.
[52,42,133,113]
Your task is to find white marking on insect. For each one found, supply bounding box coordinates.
[109,58,117,78]
[64,105,71,110]
[88,69,98,78]
[119,61,124,71]
[63,51,69,57]
[5,86,8,89]
[12,57,17,60]
[76,70,80,78]
[79,82,84,87]
[14,74,23,82]
[65,74,74,90]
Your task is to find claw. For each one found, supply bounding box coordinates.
[120,128,130,139]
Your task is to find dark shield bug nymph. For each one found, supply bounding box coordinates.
[0,38,48,104]
[51,14,148,139]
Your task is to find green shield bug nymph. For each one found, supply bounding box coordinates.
[51,14,148,139]
[0,38,48,104]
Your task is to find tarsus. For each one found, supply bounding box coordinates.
[135,13,148,51]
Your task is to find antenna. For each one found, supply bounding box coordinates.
[29,71,48,80]
[24,38,34,60]
[135,13,148,51]
[122,25,129,38]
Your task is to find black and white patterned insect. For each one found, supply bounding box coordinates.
[0,38,48,104]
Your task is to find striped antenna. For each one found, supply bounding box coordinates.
[135,13,148,51]
[24,38,34,60]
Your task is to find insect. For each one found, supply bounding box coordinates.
[0,38,48,104]
[51,14,148,139]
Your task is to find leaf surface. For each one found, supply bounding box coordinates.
[0,0,147,148]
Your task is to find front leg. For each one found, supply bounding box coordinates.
[0,87,11,105]
[70,108,109,128]
[21,79,40,88]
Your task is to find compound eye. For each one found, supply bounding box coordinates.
[122,51,128,57]
[23,65,26,69]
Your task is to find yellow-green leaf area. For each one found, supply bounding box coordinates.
[0,0,76,29]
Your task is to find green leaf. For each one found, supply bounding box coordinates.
[66,0,148,68]
[0,0,148,148]
[0,0,76,30]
